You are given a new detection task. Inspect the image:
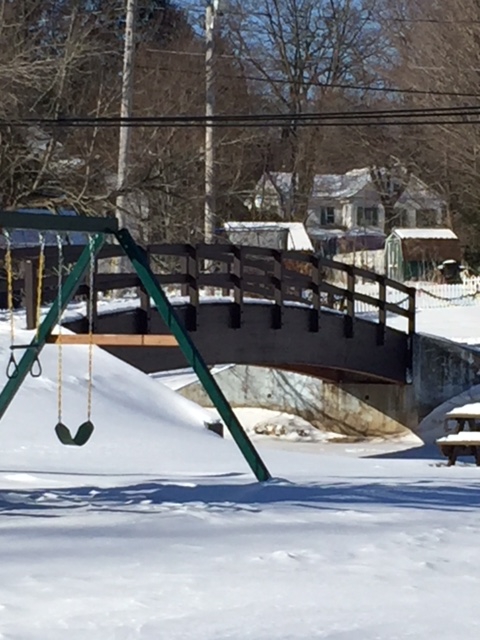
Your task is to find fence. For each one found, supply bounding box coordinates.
[355,277,480,313]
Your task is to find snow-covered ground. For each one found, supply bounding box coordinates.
[391,305,480,347]
[1,309,480,638]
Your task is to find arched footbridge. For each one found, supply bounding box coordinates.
[6,243,416,384]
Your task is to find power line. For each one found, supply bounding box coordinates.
[139,61,480,99]
[177,2,480,26]
[22,103,480,123]
[6,105,480,129]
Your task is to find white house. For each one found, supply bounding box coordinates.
[250,168,446,235]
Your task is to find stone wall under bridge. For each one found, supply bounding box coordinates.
[177,334,480,441]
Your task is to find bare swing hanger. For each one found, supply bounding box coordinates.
[5,230,45,380]
[54,234,95,447]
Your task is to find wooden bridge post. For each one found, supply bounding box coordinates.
[408,287,416,335]
[344,264,355,338]
[406,286,416,381]
[230,245,243,329]
[271,250,283,330]
[309,255,320,332]
[86,256,99,333]
[186,245,198,331]
[23,259,37,330]
[377,278,386,345]
[139,247,151,334]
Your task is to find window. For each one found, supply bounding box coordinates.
[357,206,379,227]
[319,206,335,225]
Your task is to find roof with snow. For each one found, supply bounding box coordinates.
[261,168,445,207]
[391,228,457,240]
[223,221,313,251]
[264,169,372,200]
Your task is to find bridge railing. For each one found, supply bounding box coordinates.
[0,242,415,339]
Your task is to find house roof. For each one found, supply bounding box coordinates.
[389,228,461,262]
[262,168,445,208]
[223,221,313,251]
[265,169,372,200]
[392,228,457,240]
[312,168,372,199]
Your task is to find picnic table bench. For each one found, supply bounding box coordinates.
[436,408,480,466]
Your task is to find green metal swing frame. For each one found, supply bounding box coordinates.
[0,211,271,482]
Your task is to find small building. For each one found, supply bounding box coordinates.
[385,228,461,282]
[222,221,313,252]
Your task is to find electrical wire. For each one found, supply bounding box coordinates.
[178,2,480,26]
[4,102,480,128]
[140,62,480,99]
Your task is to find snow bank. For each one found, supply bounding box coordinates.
[0,318,250,477]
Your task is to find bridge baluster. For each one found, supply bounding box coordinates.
[344,264,355,338]
[139,247,151,334]
[408,288,416,335]
[377,278,386,346]
[23,259,37,331]
[230,245,243,329]
[271,250,283,330]
[309,255,320,333]
[86,255,98,334]
[186,245,198,331]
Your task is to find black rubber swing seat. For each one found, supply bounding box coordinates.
[55,421,94,446]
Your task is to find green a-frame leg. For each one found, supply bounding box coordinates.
[0,215,271,482]
[114,229,272,482]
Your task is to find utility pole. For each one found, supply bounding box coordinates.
[204,1,218,244]
[115,0,137,229]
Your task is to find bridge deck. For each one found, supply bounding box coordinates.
[65,301,410,383]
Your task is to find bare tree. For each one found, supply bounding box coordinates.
[224,0,383,221]
[379,0,480,240]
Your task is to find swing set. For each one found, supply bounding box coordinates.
[4,230,97,446]
[0,211,271,482]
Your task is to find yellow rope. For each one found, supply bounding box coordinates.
[56,235,63,423]
[5,232,14,347]
[86,236,95,421]
[87,331,93,420]
[57,334,63,421]
[35,234,45,340]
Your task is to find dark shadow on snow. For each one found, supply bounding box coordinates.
[1,474,480,518]
[365,444,443,460]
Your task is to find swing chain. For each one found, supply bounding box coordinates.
[4,230,19,380]
[54,234,95,447]
[4,231,44,379]
[30,233,45,378]
[35,233,46,336]
[56,234,64,423]
[86,235,95,421]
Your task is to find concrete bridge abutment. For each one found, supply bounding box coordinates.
[178,334,480,440]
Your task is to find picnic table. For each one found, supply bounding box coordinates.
[436,405,480,466]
